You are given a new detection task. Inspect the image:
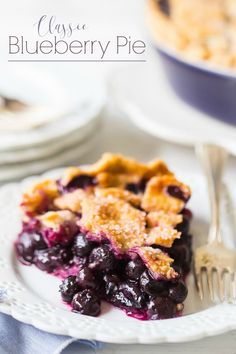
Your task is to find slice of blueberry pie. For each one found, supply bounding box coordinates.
[15,153,192,320]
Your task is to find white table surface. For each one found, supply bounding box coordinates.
[1,0,236,352]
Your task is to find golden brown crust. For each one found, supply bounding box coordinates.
[54,189,89,213]
[142,175,191,213]
[144,159,172,179]
[79,195,146,252]
[61,153,148,187]
[61,153,172,189]
[94,187,141,207]
[96,172,140,188]
[21,179,59,217]
[37,210,77,231]
[61,167,83,187]
[19,153,191,279]
[146,226,181,248]
[132,246,178,279]
[86,153,148,176]
[146,210,183,228]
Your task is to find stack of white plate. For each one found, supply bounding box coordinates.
[0,64,106,182]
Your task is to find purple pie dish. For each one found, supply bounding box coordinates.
[154,44,236,126]
[146,0,236,126]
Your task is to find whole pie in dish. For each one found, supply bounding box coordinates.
[148,0,236,69]
[15,153,192,320]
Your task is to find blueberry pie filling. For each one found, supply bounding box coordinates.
[15,153,192,320]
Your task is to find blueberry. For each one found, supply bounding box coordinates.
[119,281,146,309]
[76,267,97,289]
[111,291,134,308]
[73,233,94,257]
[176,216,190,235]
[148,297,175,320]
[72,289,101,316]
[169,244,191,269]
[42,223,78,246]
[103,274,120,298]
[57,247,73,265]
[125,257,145,280]
[115,259,128,276]
[157,0,170,17]
[22,218,40,233]
[166,185,189,202]
[172,265,183,278]
[125,179,147,194]
[66,175,95,190]
[169,281,188,304]
[89,245,116,272]
[125,183,140,194]
[74,256,88,268]
[184,234,192,251]
[34,248,58,273]
[182,208,192,220]
[171,246,192,275]
[140,271,167,296]
[16,232,47,264]
[59,276,80,303]
[34,246,71,273]
[139,179,147,193]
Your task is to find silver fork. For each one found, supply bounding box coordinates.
[194,144,236,303]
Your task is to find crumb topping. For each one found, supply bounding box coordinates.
[94,187,141,207]
[61,153,172,189]
[132,246,178,279]
[146,210,183,228]
[85,153,148,176]
[61,167,84,187]
[146,226,181,248]
[142,175,191,213]
[79,195,146,252]
[144,159,172,179]
[54,189,88,212]
[96,172,141,188]
[21,179,59,217]
[37,210,77,231]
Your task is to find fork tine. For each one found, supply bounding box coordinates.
[206,269,214,302]
[222,269,229,302]
[216,268,224,302]
[229,272,236,303]
[221,269,232,303]
[233,272,236,303]
[233,272,236,300]
[195,270,204,300]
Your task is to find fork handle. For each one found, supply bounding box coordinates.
[196,144,228,244]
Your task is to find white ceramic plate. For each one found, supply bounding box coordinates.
[0,133,100,182]
[0,168,236,343]
[0,114,101,165]
[0,65,106,151]
[110,57,236,156]
[0,64,71,131]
